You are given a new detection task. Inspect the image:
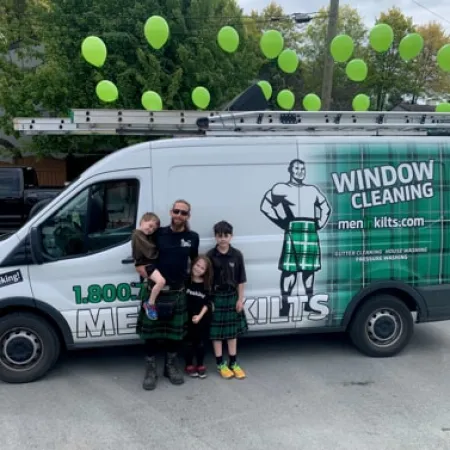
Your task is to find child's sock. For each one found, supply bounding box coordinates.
[216,356,223,366]
[229,355,237,367]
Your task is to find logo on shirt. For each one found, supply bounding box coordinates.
[181,239,192,248]
[186,288,205,299]
[229,262,235,268]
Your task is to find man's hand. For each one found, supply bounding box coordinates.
[192,315,200,324]
[236,299,244,313]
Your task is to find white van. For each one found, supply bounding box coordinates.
[2,110,450,383]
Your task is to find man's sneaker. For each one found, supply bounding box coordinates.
[217,362,234,379]
[197,366,207,379]
[230,363,246,379]
[185,365,198,377]
[145,303,158,320]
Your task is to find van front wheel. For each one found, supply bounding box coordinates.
[0,313,60,383]
[349,295,414,357]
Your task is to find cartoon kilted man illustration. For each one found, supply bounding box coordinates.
[260,159,331,316]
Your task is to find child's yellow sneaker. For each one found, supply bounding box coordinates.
[217,362,234,379]
[231,364,246,379]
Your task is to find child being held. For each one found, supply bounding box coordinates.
[131,212,166,321]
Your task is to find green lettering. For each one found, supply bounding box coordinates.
[102,284,117,303]
[87,284,102,303]
[117,283,132,302]
[73,285,83,304]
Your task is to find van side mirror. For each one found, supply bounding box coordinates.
[29,227,44,265]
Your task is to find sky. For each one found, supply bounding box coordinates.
[239,0,450,33]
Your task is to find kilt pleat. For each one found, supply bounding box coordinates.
[209,291,248,340]
[136,284,188,341]
[279,219,321,272]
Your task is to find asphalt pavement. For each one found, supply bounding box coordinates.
[2,322,450,450]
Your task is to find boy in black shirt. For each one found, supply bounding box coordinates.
[207,220,248,380]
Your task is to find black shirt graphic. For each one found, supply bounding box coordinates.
[154,226,199,286]
[206,245,247,291]
[185,280,212,317]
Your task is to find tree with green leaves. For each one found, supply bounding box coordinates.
[246,2,306,109]
[0,0,266,155]
[299,5,367,110]
[363,7,416,110]
[408,22,450,103]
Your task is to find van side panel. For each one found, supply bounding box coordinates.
[299,140,450,325]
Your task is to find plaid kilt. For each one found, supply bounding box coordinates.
[279,219,321,272]
[136,284,188,341]
[209,291,248,340]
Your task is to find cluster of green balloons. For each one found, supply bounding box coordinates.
[81,15,450,114]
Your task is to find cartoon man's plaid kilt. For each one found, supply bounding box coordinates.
[279,219,321,272]
[209,290,248,340]
[136,284,188,341]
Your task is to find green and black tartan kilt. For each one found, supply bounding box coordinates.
[279,219,321,273]
[136,283,188,341]
[209,290,248,340]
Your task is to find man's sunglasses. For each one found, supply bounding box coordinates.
[172,209,189,216]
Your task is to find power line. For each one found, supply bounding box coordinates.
[411,0,450,26]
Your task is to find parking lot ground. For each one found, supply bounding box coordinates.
[2,322,450,450]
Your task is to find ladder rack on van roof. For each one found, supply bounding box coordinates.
[13,108,450,137]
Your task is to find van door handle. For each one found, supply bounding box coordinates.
[121,257,134,264]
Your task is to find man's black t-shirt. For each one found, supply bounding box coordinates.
[185,280,212,317]
[154,226,199,286]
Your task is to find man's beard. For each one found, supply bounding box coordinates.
[171,218,186,231]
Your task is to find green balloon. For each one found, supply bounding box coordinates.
[346,59,368,82]
[144,15,169,50]
[257,81,272,100]
[96,80,118,103]
[399,33,424,61]
[81,36,107,68]
[303,93,321,112]
[260,30,284,59]
[141,91,163,111]
[436,103,450,113]
[277,90,295,110]
[330,34,354,63]
[277,49,299,74]
[437,44,450,72]
[192,86,210,109]
[369,23,394,53]
[217,26,239,53]
[352,94,370,111]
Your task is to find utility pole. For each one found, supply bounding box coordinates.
[321,0,339,111]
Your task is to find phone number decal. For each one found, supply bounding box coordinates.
[73,282,146,304]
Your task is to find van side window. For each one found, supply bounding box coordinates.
[39,179,139,259]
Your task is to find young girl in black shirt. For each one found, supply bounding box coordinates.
[184,255,214,379]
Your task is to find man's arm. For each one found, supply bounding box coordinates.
[260,184,288,228]
[190,232,200,262]
[315,188,331,229]
[236,250,247,313]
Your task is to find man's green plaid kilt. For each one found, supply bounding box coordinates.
[209,290,248,340]
[279,219,321,272]
[136,283,188,341]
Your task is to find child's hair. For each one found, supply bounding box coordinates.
[213,220,233,236]
[139,212,160,226]
[191,255,214,292]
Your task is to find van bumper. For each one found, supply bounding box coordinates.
[417,285,450,322]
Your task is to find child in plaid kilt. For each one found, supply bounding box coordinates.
[206,221,248,380]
